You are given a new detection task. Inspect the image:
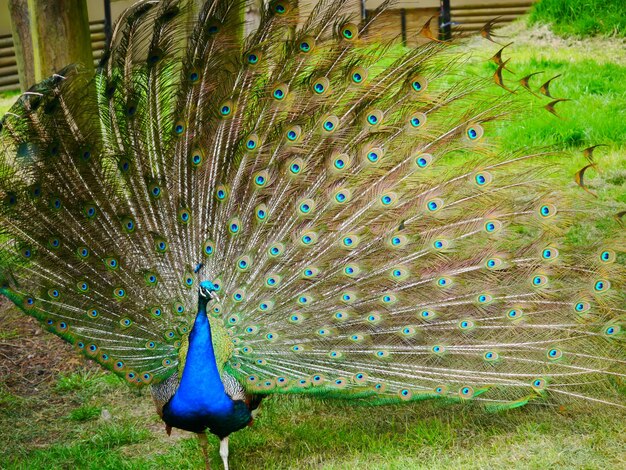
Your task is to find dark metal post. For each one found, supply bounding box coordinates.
[439,0,451,41]
[104,0,112,47]
[360,0,367,21]
[400,9,407,47]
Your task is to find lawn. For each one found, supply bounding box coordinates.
[1,18,625,470]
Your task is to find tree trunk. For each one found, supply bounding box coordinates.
[8,0,93,91]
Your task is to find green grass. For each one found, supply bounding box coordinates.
[0,89,19,115]
[1,367,624,469]
[1,20,625,470]
[528,0,626,37]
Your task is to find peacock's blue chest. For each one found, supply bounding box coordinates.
[161,289,252,438]
[163,388,248,436]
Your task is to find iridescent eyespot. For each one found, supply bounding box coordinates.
[541,247,559,260]
[414,153,433,168]
[432,239,450,250]
[321,115,339,133]
[365,110,383,126]
[83,203,97,219]
[311,77,329,95]
[547,348,563,360]
[408,112,427,129]
[245,134,259,151]
[273,1,289,14]
[246,51,260,65]
[202,239,215,256]
[465,124,484,141]
[155,239,168,253]
[300,231,318,246]
[483,351,499,362]
[219,100,234,117]
[474,171,493,186]
[49,196,62,210]
[538,203,557,218]
[190,149,204,167]
[297,198,315,216]
[426,198,444,212]
[299,36,314,53]
[268,243,284,257]
[484,219,502,233]
[183,272,195,287]
[285,125,302,142]
[409,75,428,94]
[333,188,351,204]
[334,311,348,320]
[599,250,616,263]
[401,326,415,336]
[265,274,281,287]
[215,185,228,201]
[380,193,396,206]
[343,264,360,277]
[594,279,610,292]
[178,208,191,224]
[331,153,351,171]
[149,183,162,198]
[350,67,368,84]
[531,378,547,390]
[573,301,590,313]
[228,217,242,235]
[507,308,523,319]
[289,158,305,176]
[340,23,358,40]
[531,275,548,287]
[485,257,503,269]
[364,146,383,164]
[255,203,269,222]
[122,217,136,233]
[420,310,436,320]
[271,84,288,101]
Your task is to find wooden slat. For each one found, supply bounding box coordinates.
[0,74,19,87]
[452,8,529,17]
[454,14,520,23]
[0,65,18,78]
[452,1,533,10]
[0,47,15,59]
[0,36,13,49]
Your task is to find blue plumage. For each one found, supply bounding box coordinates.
[163,282,253,438]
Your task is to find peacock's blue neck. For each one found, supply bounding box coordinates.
[162,296,235,430]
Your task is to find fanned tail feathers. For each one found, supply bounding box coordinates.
[0,0,624,411]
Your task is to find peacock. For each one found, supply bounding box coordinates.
[0,0,624,468]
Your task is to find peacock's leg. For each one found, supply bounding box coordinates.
[197,432,211,470]
[219,436,229,470]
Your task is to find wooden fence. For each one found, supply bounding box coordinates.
[0,1,536,92]
[0,20,107,92]
[451,1,535,33]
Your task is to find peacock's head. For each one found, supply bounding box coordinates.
[198,280,219,301]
